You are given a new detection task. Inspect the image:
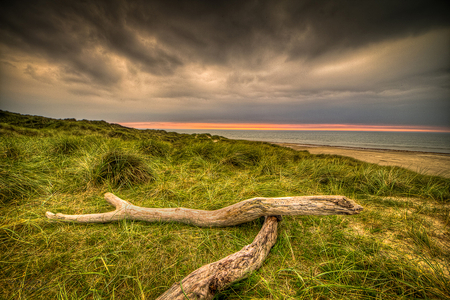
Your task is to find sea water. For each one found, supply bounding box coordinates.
[171,129,450,154]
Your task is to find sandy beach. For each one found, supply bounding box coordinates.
[274,143,450,178]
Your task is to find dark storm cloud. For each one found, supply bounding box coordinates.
[134,92,449,127]
[0,1,121,85]
[0,0,449,127]
[0,0,183,86]
[125,0,450,64]
[282,1,450,59]
[2,0,449,79]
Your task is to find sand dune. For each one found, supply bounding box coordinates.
[275,143,450,178]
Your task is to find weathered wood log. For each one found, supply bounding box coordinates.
[157,215,281,300]
[46,194,363,298]
[46,193,363,227]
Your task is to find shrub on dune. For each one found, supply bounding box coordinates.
[1,141,21,159]
[0,168,42,203]
[139,139,172,157]
[221,145,262,167]
[91,150,155,188]
[50,136,80,155]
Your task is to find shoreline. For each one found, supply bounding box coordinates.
[272,142,450,156]
[272,142,450,178]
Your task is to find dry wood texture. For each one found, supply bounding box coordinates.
[157,215,280,300]
[46,194,363,298]
[46,193,363,227]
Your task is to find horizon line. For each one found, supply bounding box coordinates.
[118,122,450,133]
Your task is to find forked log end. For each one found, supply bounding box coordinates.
[45,211,57,219]
[157,215,280,300]
[104,192,130,208]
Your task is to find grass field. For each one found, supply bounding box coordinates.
[1,110,449,299]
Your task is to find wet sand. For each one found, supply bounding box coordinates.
[274,143,450,178]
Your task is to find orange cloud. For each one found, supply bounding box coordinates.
[118,122,450,133]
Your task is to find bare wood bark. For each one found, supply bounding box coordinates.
[157,215,280,300]
[46,193,363,227]
[45,195,363,298]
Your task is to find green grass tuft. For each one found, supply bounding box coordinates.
[221,144,263,167]
[0,139,21,159]
[139,139,172,157]
[0,168,43,204]
[50,136,80,155]
[91,150,155,188]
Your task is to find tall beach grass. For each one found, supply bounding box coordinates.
[1,110,449,299]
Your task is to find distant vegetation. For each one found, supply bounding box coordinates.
[1,110,449,299]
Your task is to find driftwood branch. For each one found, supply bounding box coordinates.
[46,194,363,298]
[46,193,363,227]
[157,215,281,300]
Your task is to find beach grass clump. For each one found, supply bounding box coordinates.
[0,137,47,203]
[171,140,216,161]
[50,136,80,155]
[257,156,280,175]
[107,130,137,140]
[0,139,21,159]
[188,141,217,160]
[416,176,450,202]
[301,157,450,202]
[91,150,155,188]
[0,166,44,204]
[220,143,263,167]
[348,165,450,201]
[0,122,42,136]
[139,139,172,157]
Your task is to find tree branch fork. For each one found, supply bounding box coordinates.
[46,193,363,299]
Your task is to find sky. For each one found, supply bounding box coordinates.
[1,0,449,131]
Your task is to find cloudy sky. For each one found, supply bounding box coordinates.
[1,0,449,130]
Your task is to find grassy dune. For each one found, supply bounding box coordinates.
[1,110,449,299]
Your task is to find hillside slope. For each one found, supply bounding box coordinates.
[1,111,449,299]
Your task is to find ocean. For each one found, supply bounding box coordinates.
[171,129,450,154]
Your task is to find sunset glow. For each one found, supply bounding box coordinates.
[118,122,450,133]
[1,1,449,130]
